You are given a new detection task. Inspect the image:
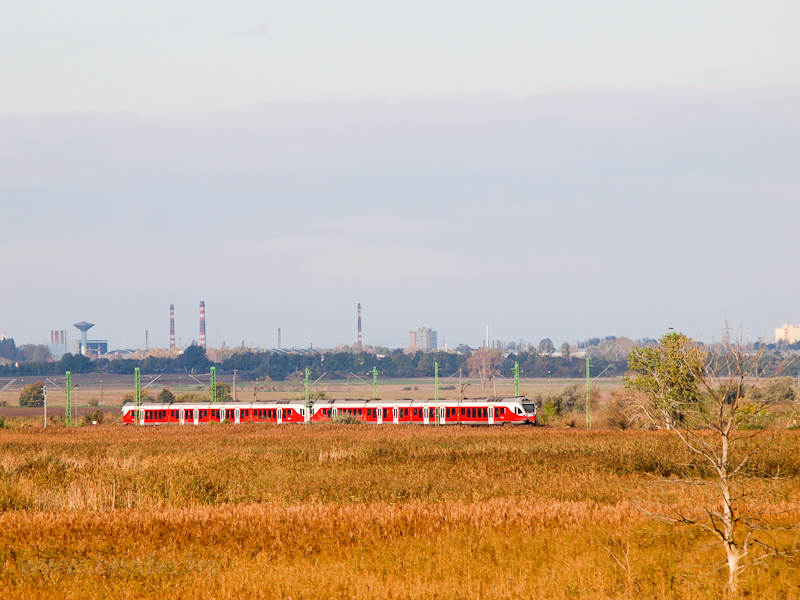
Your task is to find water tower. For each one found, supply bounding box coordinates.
[73,322,94,356]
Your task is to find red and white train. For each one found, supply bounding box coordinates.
[121,397,537,426]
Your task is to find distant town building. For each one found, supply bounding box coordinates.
[775,322,800,344]
[408,327,437,352]
[67,339,108,357]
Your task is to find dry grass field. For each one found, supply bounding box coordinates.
[1,420,799,599]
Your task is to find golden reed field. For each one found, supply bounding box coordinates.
[1,422,799,599]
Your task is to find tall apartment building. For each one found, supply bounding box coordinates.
[775,322,800,344]
[408,327,437,352]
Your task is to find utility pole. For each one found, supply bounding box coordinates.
[435,361,439,426]
[304,367,310,423]
[209,366,217,402]
[43,386,47,429]
[586,355,591,429]
[233,369,238,402]
[65,371,72,427]
[134,367,141,425]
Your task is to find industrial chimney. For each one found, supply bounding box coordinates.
[169,304,175,349]
[199,301,206,349]
[357,303,362,346]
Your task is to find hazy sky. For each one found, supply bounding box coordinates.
[1,3,799,350]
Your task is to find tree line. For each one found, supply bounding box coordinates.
[0,344,632,380]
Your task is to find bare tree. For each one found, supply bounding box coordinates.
[625,330,798,597]
[466,348,501,390]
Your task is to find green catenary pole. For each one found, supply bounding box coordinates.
[435,361,439,426]
[372,366,378,400]
[134,367,141,425]
[304,367,310,422]
[586,355,591,429]
[514,361,520,397]
[65,371,72,427]
[209,366,217,403]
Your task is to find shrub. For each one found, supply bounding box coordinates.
[214,382,232,402]
[19,381,45,407]
[87,397,100,407]
[122,391,152,405]
[82,410,105,426]
[177,392,209,403]
[559,385,583,412]
[540,398,561,423]
[601,391,633,430]
[751,378,796,405]
[157,388,176,403]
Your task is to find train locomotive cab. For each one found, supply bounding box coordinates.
[520,400,537,424]
[502,399,537,425]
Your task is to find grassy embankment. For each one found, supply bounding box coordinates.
[1,424,799,599]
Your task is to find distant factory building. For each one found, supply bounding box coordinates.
[775,322,800,344]
[409,327,437,352]
[67,339,107,357]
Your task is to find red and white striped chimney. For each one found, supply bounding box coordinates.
[169,304,175,349]
[199,301,206,349]
[357,303,362,346]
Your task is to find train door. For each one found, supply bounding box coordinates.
[488,406,495,425]
[179,408,185,425]
[140,410,145,426]
[219,407,226,422]
[376,407,383,424]
[439,407,446,425]
[392,407,399,424]
[331,407,338,421]
[193,408,199,425]
[423,407,429,425]
[277,408,283,424]
[234,408,240,424]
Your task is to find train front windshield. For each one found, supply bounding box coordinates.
[522,403,537,415]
